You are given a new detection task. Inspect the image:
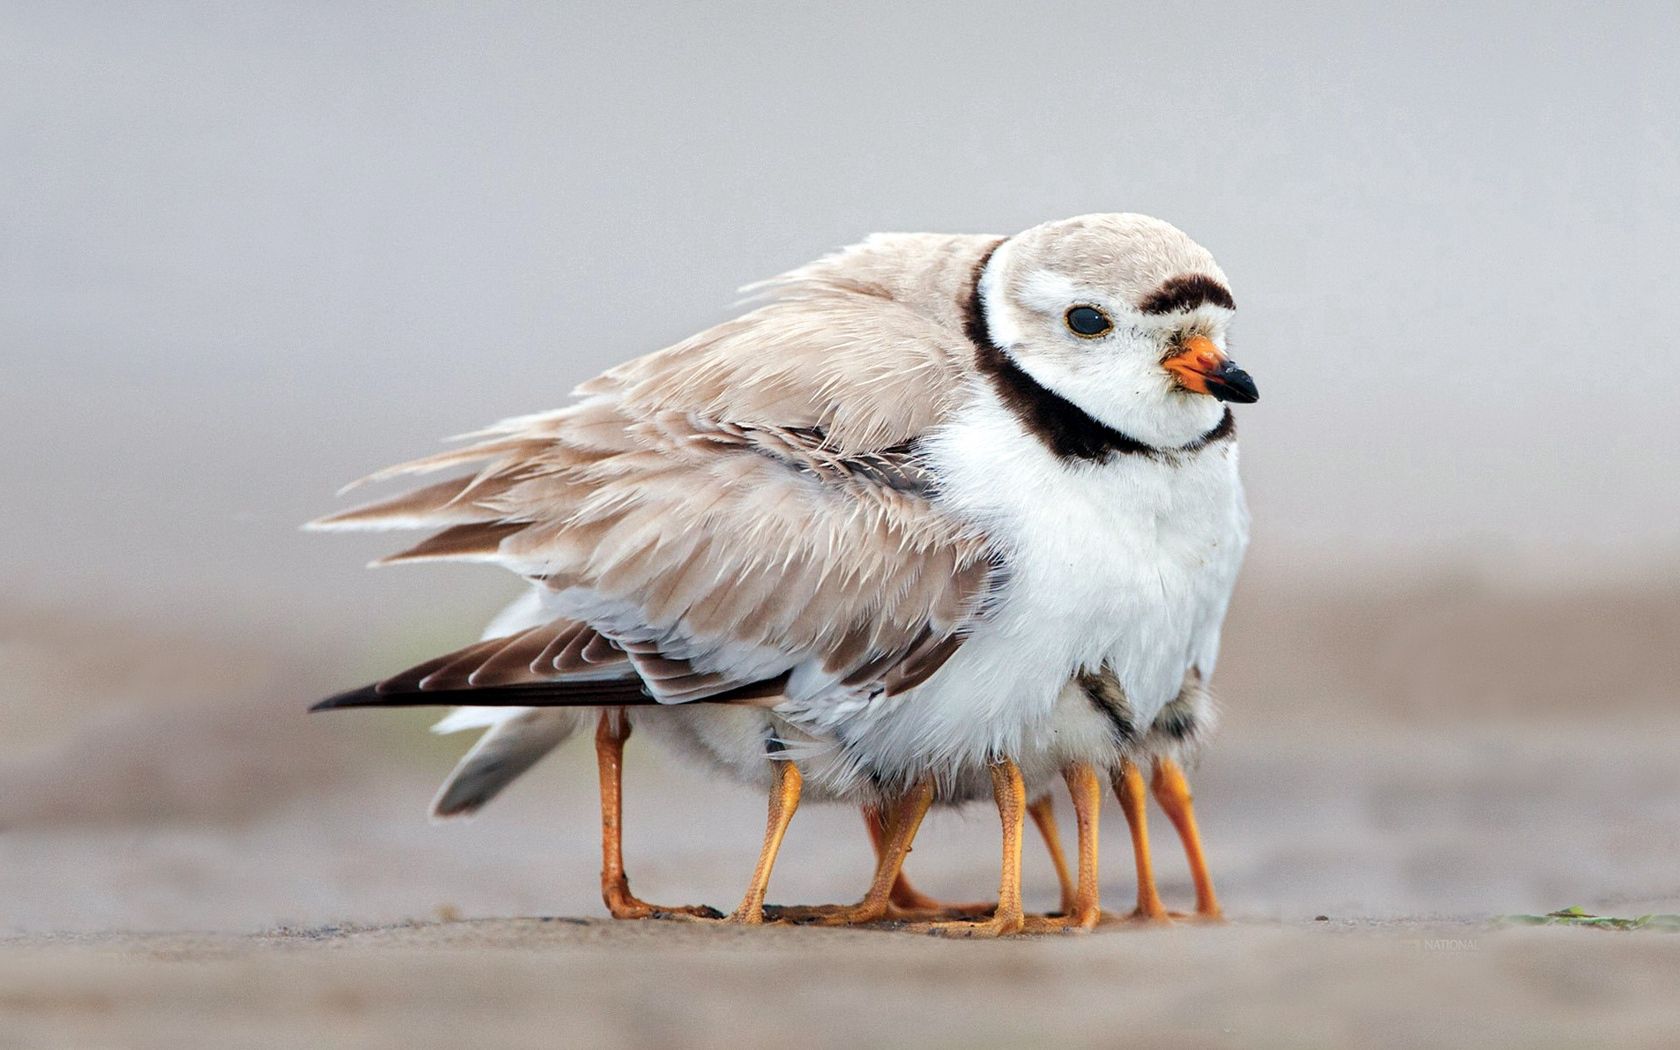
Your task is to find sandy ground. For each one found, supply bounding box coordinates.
[6,917,1680,1050]
[3,573,1679,1046]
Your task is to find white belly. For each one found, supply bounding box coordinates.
[794,392,1249,792]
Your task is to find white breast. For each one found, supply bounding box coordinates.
[807,385,1248,791]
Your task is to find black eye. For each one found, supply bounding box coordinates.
[1064,305,1113,338]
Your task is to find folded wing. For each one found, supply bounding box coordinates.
[310,233,1004,710]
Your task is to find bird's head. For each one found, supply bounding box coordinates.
[978,213,1256,449]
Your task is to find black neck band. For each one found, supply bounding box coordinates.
[961,244,1233,462]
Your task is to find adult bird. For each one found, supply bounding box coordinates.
[312,213,1256,934]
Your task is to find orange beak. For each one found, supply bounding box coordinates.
[1163,335,1259,404]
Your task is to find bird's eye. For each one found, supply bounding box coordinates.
[1064,305,1113,338]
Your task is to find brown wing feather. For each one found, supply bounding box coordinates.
[312,233,1006,701]
[467,622,577,687]
[378,520,528,565]
[311,619,785,713]
[309,476,482,531]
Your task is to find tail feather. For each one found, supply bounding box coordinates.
[430,708,588,819]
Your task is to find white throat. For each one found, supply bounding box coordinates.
[977,242,1228,450]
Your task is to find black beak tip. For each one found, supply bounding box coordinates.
[1208,364,1258,404]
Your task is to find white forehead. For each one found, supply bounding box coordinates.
[1004,267,1234,332]
[991,212,1230,316]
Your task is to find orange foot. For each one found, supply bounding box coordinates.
[604,879,723,921]
[1091,907,1174,928]
[615,900,725,921]
[648,905,728,921]
[762,897,994,926]
[1019,908,1103,934]
[880,898,999,922]
[908,911,1027,938]
[1114,904,1227,925]
[882,881,997,921]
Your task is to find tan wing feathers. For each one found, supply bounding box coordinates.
[880,631,966,696]
[637,541,726,629]
[681,550,786,638]
[311,466,551,533]
[374,645,492,694]
[318,232,1004,698]
[838,641,913,689]
[550,623,602,673]
[619,645,734,701]
[533,620,592,673]
[338,438,552,493]
[308,476,482,531]
[377,520,528,565]
[579,632,621,665]
[579,233,996,453]
[597,298,965,451]
[821,620,877,677]
[467,622,577,687]
[420,636,524,692]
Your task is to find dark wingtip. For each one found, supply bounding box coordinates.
[308,677,663,712]
[308,682,454,712]
[309,685,382,713]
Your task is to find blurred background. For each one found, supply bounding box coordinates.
[4,1,1678,941]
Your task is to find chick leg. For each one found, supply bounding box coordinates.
[1028,793,1078,916]
[1023,763,1103,931]
[1151,756,1224,921]
[726,758,804,924]
[1111,758,1170,923]
[861,804,995,920]
[791,778,937,926]
[595,711,723,920]
[916,759,1029,938]
[872,792,1073,920]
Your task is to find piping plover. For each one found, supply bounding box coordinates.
[312,212,1256,934]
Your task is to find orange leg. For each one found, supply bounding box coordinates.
[595,712,722,920]
[1025,764,1103,931]
[1028,793,1077,916]
[727,758,803,924]
[1112,759,1170,923]
[792,778,936,926]
[1152,757,1224,921]
[868,793,1073,920]
[857,804,995,920]
[915,759,1028,938]
[866,803,937,910]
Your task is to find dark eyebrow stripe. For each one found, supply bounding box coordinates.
[1139,274,1235,314]
[960,244,1234,462]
